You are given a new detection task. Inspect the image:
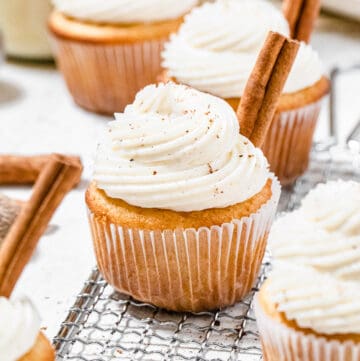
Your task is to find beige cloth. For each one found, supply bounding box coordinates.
[0,194,20,244]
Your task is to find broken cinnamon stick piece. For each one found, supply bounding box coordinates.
[0,154,82,185]
[0,154,83,297]
[0,155,48,185]
[283,0,321,43]
[237,31,299,148]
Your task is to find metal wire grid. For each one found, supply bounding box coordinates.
[53,144,360,361]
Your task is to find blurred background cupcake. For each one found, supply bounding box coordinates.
[0,0,53,61]
[161,0,330,185]
[255,180,360,361]
[256,263,360,361]
[86,82,280,312]
[48,0,198,115]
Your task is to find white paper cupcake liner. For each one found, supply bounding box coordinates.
[254,295,360,361]
[87,176,280,312]
[50,37,166,114]
[262,100,322,186]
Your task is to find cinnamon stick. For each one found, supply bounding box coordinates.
[0,154,83,297]
[0,154,82,185]
[283,0,321,43]
[237,31,299,148]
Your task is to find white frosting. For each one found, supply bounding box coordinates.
[162,0,324,98]
[53,0,198,24]
[301,180,360,236]
[270,211,360,281]
[269,262,360,335]
[268,180,360,335]
[94,82,270,212]
[0,297,41,361]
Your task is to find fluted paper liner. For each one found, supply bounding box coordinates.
[51,37,166,114]
[87,176,280,312]
[254,295,360,361]
[262,100,322,186]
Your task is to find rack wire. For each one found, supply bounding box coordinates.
[54,64,360,360]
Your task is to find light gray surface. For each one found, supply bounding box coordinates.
[322,0,360,22]
[0,12,359,339]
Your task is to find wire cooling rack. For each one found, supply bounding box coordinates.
[53,140,360,361]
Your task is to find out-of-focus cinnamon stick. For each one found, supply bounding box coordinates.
[0,154,82,297]
[0,155,48,184]
[283,0,321,43]
[0,154,82,185]
[237,31,299,148]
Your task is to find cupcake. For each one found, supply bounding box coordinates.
[161,0,330,185]
[0,296,55,361]
[86,82,281,312]
[255,180,360,361]
[48,0,198,114]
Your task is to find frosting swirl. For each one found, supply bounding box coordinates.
[301,180,360,236]
[270,211,360,281]
[162,0,323,98]
[268,181,360,335]
[0,297,41,361]
[268,262,360,335]
[94,82,269,212]
[52,0,198,24]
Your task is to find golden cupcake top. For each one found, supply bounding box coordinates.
[93,82,270,212]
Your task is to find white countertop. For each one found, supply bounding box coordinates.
[0,12,359,341]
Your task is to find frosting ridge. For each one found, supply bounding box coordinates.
[301,180,360,236]
[269,262,360,335]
